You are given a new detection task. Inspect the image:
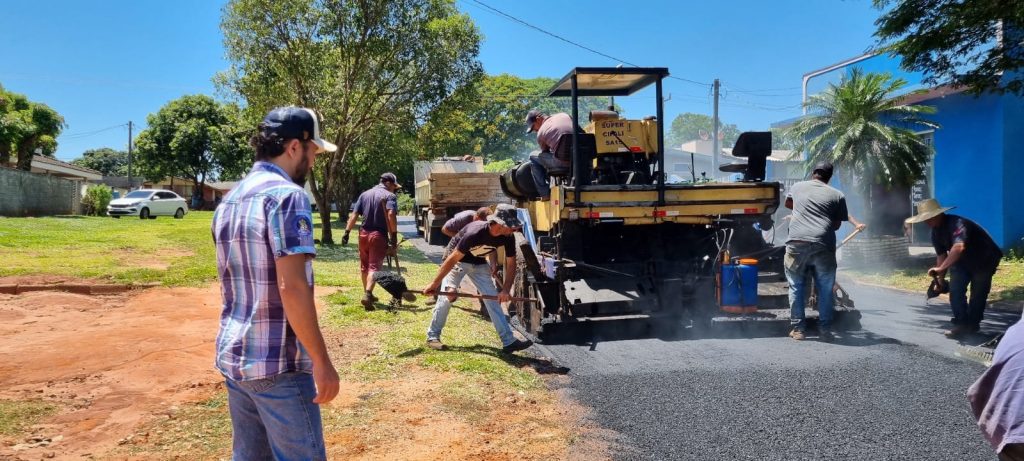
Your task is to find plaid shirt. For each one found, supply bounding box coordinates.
[212,161,316,381]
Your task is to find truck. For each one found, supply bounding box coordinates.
[413,156,509,245]
[499,67,858,341]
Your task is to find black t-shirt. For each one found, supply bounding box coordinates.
[932,214,1003,273]
[452,220,515,265]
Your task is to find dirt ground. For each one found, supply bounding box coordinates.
[0,280,606,460]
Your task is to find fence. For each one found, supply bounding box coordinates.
[0,167,80,216]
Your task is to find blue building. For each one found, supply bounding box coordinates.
[775,53,1024,249]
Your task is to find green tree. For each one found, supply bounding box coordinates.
[134,95,249,204]
[71,148,129,176]
[785,69,939,235]
[874,0,1024,95]
[219,0,482,244]
[419,74,614,162]
[665,112,740,149]
[0,85,65,170]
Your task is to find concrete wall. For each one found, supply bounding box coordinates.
[0,167,79,216]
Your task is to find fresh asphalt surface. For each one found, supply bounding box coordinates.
[400,218,1020,460]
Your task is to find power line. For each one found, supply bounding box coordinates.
[723,83,803,93]
[61,123,128,139]
[464,0,711,88]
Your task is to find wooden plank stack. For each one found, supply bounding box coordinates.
[423,172,507,207]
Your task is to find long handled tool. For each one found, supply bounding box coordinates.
[809,225,866,310]
[836,226,865,250]
[372,271,539,304]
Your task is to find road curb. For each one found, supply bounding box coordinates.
[0,282,162,295]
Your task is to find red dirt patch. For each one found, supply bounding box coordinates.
[0,283,610,460]
[0,286,223,460]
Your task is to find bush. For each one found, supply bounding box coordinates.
[396,192,415,216]
[483,159,515,173]
[82,184,113,216]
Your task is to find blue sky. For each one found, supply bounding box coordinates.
[0,0,883,162]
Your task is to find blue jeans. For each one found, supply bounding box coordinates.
[785,242,837,332]
[427,262,516,347]
[225,372,326,461]
[949,265,994,327]
[528,155,551,199]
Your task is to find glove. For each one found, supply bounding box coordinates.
[341,231,350,246]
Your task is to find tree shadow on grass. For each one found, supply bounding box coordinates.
[395,344,571,375]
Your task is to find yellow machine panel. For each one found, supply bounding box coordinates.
[526,183,780,231]
[585,119,659,154]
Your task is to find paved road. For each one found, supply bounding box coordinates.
[399,218,1020,460]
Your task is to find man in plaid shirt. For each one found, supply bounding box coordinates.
[212,107,339,460]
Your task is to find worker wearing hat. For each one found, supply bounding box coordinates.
[906,198,1003,337]
[344,172,402,310]
[422,204,533,354]
[784,161,865,342]
[525,110,574,200]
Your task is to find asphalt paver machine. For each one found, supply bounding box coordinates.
[500,67,858,341]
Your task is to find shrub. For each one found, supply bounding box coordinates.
[82,184,114,216]
[396,192,415,216]
[483,159,515,173]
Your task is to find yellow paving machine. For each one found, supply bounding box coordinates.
[499,67,858,340]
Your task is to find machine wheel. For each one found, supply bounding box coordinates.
[425,226,441,245]
[174,208,185,219]
[415,209,426,236]
[139,208,150,220]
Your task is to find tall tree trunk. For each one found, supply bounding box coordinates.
[15,138,36,171]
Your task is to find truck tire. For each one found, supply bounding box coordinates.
[415,209,426,236]
[426,226,446,246]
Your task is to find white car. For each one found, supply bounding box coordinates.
[107,189,189,219]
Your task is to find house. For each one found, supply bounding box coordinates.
[774,53,1024,249]
[142,177,238,210]
[91,176,143,199]
[665,139,795,183]
[0,155,103,216]
[23,155,103,197]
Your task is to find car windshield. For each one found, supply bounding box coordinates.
[125,191,152,199]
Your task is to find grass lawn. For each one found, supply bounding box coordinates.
[0,212,217,286]
[847,254,1024,303]
[0,212,565,458]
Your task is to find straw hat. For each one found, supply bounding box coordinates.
[905,198,955,224]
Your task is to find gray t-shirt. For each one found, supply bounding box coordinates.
[442,209,476,235]
[786,179,848,249]
[537,113,574,154]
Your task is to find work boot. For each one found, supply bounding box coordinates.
[361,292,375,311]
[501,339,533,354]
[944,325,969,338]
[426,339,446,351]
[789,329,806,341]
[819,330,835,343]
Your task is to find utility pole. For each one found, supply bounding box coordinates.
[127,121,133,189]
[712,78,720,180]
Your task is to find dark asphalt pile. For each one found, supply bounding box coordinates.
[545,335,992,460]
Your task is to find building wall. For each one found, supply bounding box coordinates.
[798,54,1024,249]
[928,93,1008,246]
[0,167,77,216]
[1003,91,1024,251]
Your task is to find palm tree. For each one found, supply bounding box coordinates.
[786,69,939,235]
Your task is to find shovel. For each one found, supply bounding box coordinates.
[372,271,539,304]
